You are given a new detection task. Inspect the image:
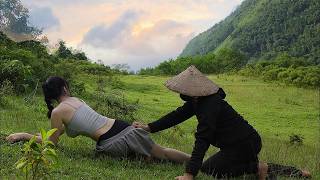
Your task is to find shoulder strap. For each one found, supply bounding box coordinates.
[79,98,86,104]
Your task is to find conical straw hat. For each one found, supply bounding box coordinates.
[165,65,219,97]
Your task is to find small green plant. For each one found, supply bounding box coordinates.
[289,134,304,146]
[15,128,58,180]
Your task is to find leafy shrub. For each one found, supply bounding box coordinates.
[0,60,32,93]
[91,78,139,123]
[107,75,124,89]
[69,80,86,97]
[239,54,320,88]
[17,40,49,58]
[262,67,286,81]
[92,91,139,123]
[15,129,58,180]
[0,80,14,106]
[53,60,79,82]
[80,63,111,75]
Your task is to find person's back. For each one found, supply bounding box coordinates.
[194,89,257,148]
[60,98,108,138]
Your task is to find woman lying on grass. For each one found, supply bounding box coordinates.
[6,76,191,164]
[133,65,311,180]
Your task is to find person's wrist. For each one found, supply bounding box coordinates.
[184,173,193,178]
[145,125,151,132]
[184,173,193,179]
[22,133,31,140]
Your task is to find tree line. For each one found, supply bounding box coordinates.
[0,32,126,94]
[140,49,320,88]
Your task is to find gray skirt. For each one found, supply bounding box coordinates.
[96,126,155,157]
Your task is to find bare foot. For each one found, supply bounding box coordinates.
[301,170,311,178]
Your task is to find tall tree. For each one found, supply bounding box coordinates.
[56,41,73,59]
[0,0,41,36]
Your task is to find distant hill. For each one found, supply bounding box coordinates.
[180,0,320,64]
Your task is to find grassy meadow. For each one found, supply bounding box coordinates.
[0,74,319,179]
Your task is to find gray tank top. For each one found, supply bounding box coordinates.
[63,100,108,138]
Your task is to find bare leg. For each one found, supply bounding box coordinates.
[150,144,190,163]
[258,162,268,180]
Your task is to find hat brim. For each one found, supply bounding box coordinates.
[165,65,219,97]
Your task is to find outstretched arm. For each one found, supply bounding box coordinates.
[6,132,42,143]
[6,110,64,145]
[148,101,195,133]
[133,101,195,133]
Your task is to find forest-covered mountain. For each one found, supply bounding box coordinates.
[139,0,320,87]
[180,0,320,64]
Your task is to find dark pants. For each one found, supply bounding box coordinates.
[201,132,262,178]
[200,133,305,179]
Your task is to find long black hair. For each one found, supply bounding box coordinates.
[42,76,69,118]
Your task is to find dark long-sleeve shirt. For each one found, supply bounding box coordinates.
[148,88,257,176]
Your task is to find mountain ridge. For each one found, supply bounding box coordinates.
[180,0,320,64]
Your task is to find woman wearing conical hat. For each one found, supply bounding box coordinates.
[133,65,311,180]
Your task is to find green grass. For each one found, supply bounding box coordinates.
[0,74,319,179]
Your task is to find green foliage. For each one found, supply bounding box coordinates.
[140,48,247,75]
[53,60,79,81]
[181,0,320,64]
[73,51,88,61]
[56,41,73,59]
[111,64,131,74]
[91,77,139,123]
[107,74,125,89]
[15,128,58,180]
[80,63,112,75]
[0,60,32,92]
[69,80,86,97]
[239,53,320,87]
[56,40,88,60]
[0,79,13,106]
[215,48,247,72]
[0,32,118,96]
[17,41,49,58]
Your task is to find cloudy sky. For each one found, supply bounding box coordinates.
[22,0,243,71]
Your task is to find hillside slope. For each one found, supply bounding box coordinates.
[180,0,320,63]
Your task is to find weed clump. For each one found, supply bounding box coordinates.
[91,77,139,123]
[289,134,304,146]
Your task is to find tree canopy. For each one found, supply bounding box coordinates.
[0,0,41,36]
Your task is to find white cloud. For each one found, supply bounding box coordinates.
[28,6,60,31]
[21,0,244,70]
[82,10,142,49]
